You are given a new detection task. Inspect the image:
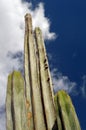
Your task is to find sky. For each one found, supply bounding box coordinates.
[0,0,86,129]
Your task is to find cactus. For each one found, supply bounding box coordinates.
[35,27,56,130]
[24,14,34,130]
[54,90,81,130]
[24,14,46,130]
[6,13,81,130]
[6,71,28,130]
[24,14,57,130]
[6,73,13,130]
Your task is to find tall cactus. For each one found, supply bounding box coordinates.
[6,13,81,130]
[24,13,57,130]
[24,14,34,130]
[6,71,28,130]
[54,90,81,130]
[35,27,56,130]
[6,73,13,130]
[24,14,46,130]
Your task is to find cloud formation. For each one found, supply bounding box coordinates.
[51,68,77,94]
[0,105,6,130]
[0,0,56,105]
[81,75,86,98]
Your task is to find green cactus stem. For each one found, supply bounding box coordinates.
[6,71,28,130]
[54,90,81,130]
[6,74,13,130]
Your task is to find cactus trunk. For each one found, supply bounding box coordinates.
[54,90,81,130]
[6,74,13,130]
[24,14,34,130]
[6,13,81,130]
[24,14,46,130]
[6,71,28,130]
[35,27,56,130]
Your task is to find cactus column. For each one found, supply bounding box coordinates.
[6,71,28,130]
[24,14,34,130]
[6,13,81,130]
[54,90,81,130]
[24,14,46,130]
[6,13,56,130]
[24,14,57,130]
[35,27,56,130]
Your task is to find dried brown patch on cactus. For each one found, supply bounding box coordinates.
[27,112,32,119]
[26,99,30,109]
[27,112,32,127]
[27,120,30,127]
[44,59,47,63]
[47,77,50,82]
[26,99,32,128]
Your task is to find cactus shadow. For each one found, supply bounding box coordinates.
[52,120,58,130]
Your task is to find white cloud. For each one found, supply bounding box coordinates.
[32,3,56,40]
[0,0,56,129]
[0,0,56,106]
[51,68,77,94]
[81,75,86,98]
[0,105,6,130]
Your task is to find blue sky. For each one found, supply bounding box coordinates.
[30,0,86,129]
[0,0,86,129]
